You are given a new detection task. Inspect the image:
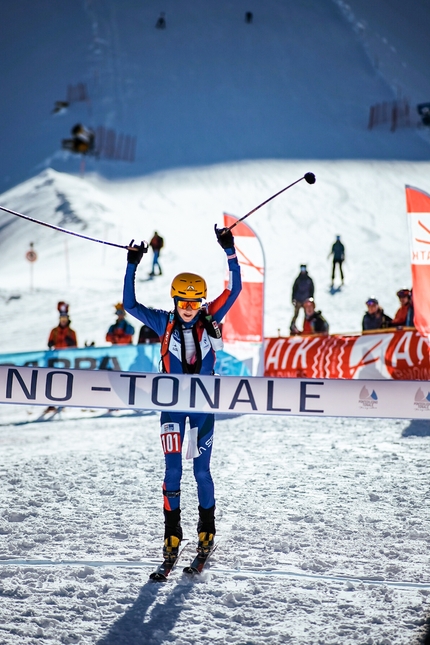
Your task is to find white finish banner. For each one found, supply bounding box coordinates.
[1,365,429,420]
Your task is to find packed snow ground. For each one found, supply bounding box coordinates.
[0,407,429,645]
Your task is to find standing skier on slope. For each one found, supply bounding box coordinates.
[328,235,345,287]
[123,226,242,562]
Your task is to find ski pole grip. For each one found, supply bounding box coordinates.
[223,173,315,231]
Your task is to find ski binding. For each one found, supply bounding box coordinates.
[183,537,220,575]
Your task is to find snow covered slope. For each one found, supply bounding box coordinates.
[1,159,430,351]
[1,0,430,193]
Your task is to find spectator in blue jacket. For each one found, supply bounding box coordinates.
[106,303,135,344]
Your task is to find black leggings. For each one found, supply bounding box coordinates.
[332,260,344,281]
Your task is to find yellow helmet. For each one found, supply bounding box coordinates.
[170,272,207,299]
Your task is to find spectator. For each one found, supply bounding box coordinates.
[62,123,95,155]
[328,235,345,287]
[392,288,414,328]
[362,297,393,332]
[245,11,253,23]
[290,264,314,334]
[156,12,166,29]
[301,298,329,335]
[48,302,78,349]
[149,231,164,277]
[106,303,135,344]
[138,323,160,344]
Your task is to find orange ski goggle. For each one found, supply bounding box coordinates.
[176,299,202,311]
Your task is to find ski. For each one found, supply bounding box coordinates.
[183,537,220,576]
[149,539,189,582]
[36,406,63,422]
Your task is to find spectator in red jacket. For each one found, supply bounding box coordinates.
[106,303,135,345]
[301,298,329,335]
[392,288,414,328]
[48,302,78,349]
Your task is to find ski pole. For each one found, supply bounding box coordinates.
[0,204,145,251]
[226,172,316,231]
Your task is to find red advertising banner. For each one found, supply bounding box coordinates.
[264,330,430,380]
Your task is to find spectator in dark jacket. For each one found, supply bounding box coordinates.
[138,323,160,344]
[301,298,329,335]
[362,297,393,332]
[328,235,345,286]
[290,264,314,334]
[392,288,414,328]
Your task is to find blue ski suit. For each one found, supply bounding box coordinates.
[123,247,242,512]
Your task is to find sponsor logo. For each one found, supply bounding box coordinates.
[358,385,378,409]
[198,434,214,455]
[161,423,177,433]
[414,387,430,411]
[160,422,181,454]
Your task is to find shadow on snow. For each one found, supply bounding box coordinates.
[97,578,195,645]
[401,419,430,438]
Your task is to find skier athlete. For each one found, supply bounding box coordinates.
[149,231,164,277]
[123,226,242,561]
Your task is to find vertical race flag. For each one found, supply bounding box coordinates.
[406,185,430,339]
[222,213,265,342]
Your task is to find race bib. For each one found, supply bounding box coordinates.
[160,422,181,454]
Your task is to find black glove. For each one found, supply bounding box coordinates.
[214,225,235,250]
[127,239,147,265]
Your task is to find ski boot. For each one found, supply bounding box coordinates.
[163,508,183,563]
[197,505,216,556]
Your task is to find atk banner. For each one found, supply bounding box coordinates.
[1,365,429,420]
[265,330,430,381]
